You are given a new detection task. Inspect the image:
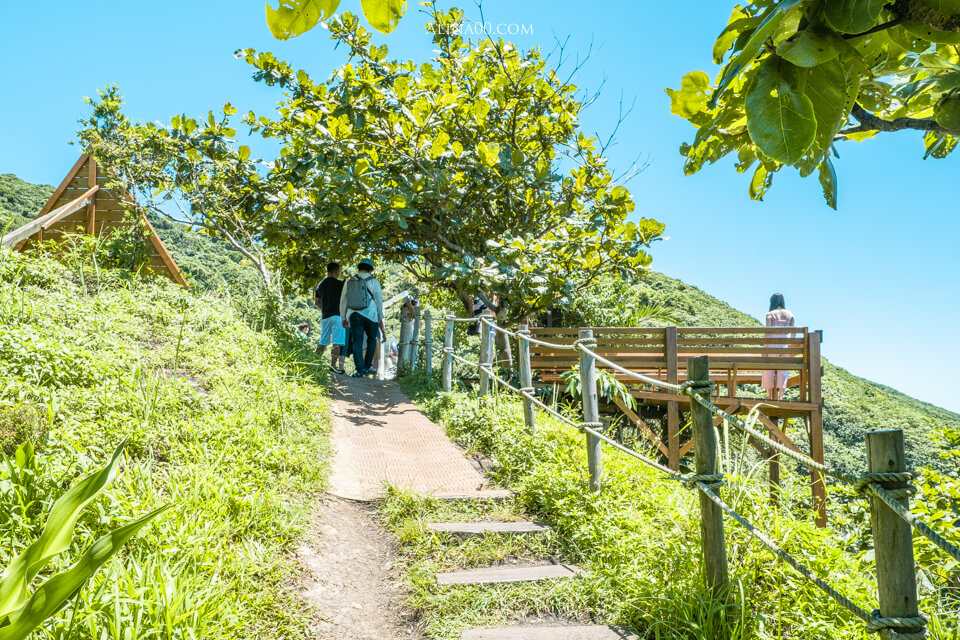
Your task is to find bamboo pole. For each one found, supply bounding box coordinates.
[867,430,924,640]
[518,324,535,435]
[410,306,422,373]
[424,310,434,376]
[688,355,729,594]
[398,307,412,373]
[579,329,602,492]
[443,314,455,392]
[478,311,493,396]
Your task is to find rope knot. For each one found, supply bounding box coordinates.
[681,379,715,395]
[573,338,598,350]
[680,473,725,491]
[519,386,535,394]
[866,610,927,639]
[442,347,454,353]
[855,471,916,495]
[577,421,603,433]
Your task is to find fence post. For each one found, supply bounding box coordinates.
[478,310,493,396]
[518,324,536,435]
[688,355,729,594]
[410,306,422,373]
[579,329,602,493]
[442,313,455,392]
[424,310,434,376]
[867,430,924,639]
[398,307,412,373]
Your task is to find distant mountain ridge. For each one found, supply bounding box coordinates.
[2,172,956,472]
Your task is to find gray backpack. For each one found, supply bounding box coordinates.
[345,275,375,311]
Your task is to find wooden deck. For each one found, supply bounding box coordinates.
[526,326,826,526]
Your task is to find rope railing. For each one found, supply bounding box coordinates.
[446,320,928,638]
[429,314,960,638]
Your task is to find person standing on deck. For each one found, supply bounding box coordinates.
[762,293,795,400]
[315,262,346,375]
[340,258,386,378]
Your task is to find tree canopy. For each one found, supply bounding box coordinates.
[80,9,662,321]
[242,9,662,318]
[669,0,960,208]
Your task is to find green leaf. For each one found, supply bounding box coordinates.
[935,93,960,130]
[713,0,804,104]
[389,194,407,208]
[476,142,500,167]
[0,443,127,617]
[238,145,251,161]
[749,164,773,201]
[818,157,838,209]
[0,506,170,640]
[745,57,817,164]
[360,0,407,34]
[777,28,845,67]
[666,71,711,118]
[804,58,848,151]
[265,0,341,40]
[823,0,888,34]
[902,19,960,44]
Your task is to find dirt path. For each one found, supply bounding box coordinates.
[299,377,494,639]
[298,495,421,640]
[326,375,488,500]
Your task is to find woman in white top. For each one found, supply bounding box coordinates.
[762,293,795,400]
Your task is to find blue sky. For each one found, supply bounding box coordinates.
[2,1,958,412]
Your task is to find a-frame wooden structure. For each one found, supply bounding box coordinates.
[1,154,187,286]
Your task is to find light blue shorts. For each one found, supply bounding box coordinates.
[319,316,346,346]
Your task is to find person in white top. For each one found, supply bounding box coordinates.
[339,258,386,377]
[762,293,796,400]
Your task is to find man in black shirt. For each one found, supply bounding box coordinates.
[315,262,346,374]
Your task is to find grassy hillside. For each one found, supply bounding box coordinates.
[0,173,53,231]
[2,172,955,472]
[0,247,331,638]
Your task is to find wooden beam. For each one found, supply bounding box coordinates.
[755,414,807,457]
[3,186,99,248]
[666,326,680,471]
[141,216,188,287]
[87,157,97,233]
[807,330,826,527]
[35,154,89,218]
[612,396,668,457]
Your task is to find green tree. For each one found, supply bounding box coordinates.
[78,87,281,293]
[669,0,960,208]
[240,8,663,320]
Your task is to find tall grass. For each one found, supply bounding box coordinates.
[0,248,331,638]
[392,375,960,640]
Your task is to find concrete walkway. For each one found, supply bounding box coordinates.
[326,376,489,500]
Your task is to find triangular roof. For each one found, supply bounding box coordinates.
[0,154,187,286]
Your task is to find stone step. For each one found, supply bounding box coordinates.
[462,626,637,639]
[427,521,549,538]
[437,563,581,586]
[431,489,514,501]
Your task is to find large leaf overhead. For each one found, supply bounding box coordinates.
[359,0,406,33]
[745,56,817,164]
[265,0,407,38]
[266,0,341,40]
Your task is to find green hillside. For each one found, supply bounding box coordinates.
[2,172,955,473]
[0,173,53,231]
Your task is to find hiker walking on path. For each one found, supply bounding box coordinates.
[762,293,796,400]
[340,258,386,378]
[315,262,346,375]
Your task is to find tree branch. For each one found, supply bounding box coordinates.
[840,104,958,136]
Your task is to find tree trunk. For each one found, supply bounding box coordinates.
[495,307,513,368]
